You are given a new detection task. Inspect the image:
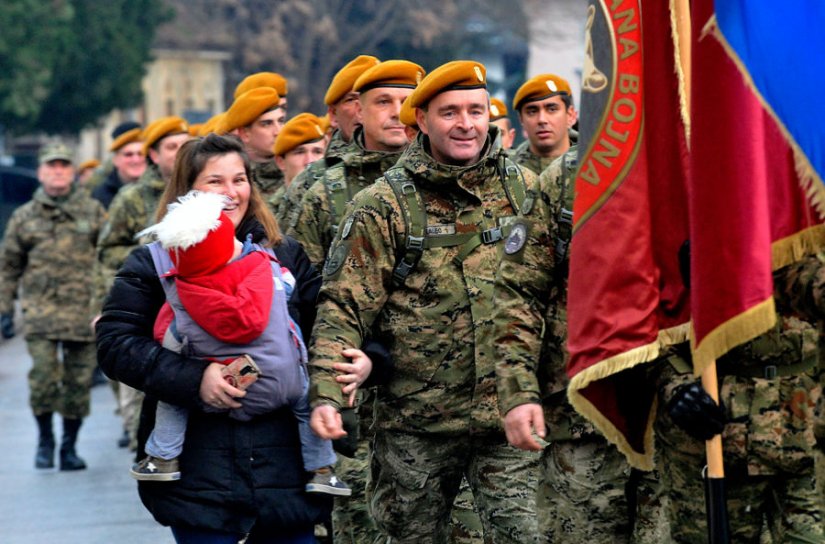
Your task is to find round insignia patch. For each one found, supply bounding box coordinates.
[504,223,527,255]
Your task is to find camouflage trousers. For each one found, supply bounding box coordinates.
[334,438,383,544]
[26,336,95,418]
[367,430,540,544]
[334,437,484,544]
[538,435,669,543]
[658,427,824,543]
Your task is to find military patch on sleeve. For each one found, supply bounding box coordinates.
[323,240,350,278]
[340,216,355,240]
[504,223,527,255]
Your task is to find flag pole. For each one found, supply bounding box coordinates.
[674,0,730,539]
[700,362,730,543]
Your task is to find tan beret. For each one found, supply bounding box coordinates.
[219,88,281,134]
[78,159,101,171]
[110,127,142,152]
[142,116,190,155]
[324,55,380,106]
[273,113,325,157]
[318,113,331,134]
[513,74,572,111]
[199,113,225,136]
[406,60,487,109]
[400,96,417,127]
[489,97,509,121]
[234,72,289,99]
[188,123,203,136]
[353,60,425,93]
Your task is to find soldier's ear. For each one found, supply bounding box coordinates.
[415,108,429,135]
[567,105,578,128]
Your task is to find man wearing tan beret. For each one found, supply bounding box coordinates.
[234,71,289,113]
[92,116,190,451]
[91,121,146,209]
[308,60,542,544]
[219,87,286,200]
[276,55,380,231]
[511,74,578,175]
[288,59,423,269]
[268,113,327,217]
[489,97,516,150]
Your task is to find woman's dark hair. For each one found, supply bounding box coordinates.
[155,133,281,246]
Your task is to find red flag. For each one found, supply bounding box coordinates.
[689,0,825,373]
[566,0,690,469]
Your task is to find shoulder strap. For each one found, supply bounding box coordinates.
[555,149,579,270]
[499,156,529,215]
[385,168,427,288]
[322,163,361,238]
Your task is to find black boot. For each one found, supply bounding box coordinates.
[34,413,55,469]
[59,418,87,471]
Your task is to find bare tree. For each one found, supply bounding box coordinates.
[156,0,526,113]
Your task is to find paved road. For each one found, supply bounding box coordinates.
[0,323,174,544]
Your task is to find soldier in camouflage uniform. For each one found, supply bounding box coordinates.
[0,142,106,471]
[93,116,190,450]
[291,61,423,544]
[309,61,542,544]
[288,60,424,269]
[276,55,378,232]
[91,122,146,209]
[219,87,286,200]
[269,114,327,219]
[493,80,666,541]
[488,97,515,150]
[233,71,289,114]
[656,252,824,543]
[510,75,578,175]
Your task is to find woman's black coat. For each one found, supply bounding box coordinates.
[96,220,330,534]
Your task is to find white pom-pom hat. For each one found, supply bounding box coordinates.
[138,191,235,277]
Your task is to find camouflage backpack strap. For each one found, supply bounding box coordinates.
[321,162,353,238]
[385,167,428,288]
[498,155,531,216]
[554,148,578,273]
[386,159,534,287]
[446,156,534,265]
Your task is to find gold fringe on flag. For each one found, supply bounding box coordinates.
[690,297,777,376]
[669,0,691,145]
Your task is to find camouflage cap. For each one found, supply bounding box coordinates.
[39,142,73,165]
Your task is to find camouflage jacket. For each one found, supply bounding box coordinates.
[275,130,357,231]
[267,184,287,220]
[92,164,165,313]
[287,129,404,268]
[510,128,580,176]
[251,159,284,200]
[0,186,105,340]
[658,311,821,476]
[308,127,538,435]
[493,148,596,440]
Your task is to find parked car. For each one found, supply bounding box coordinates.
[0,165,40,236]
